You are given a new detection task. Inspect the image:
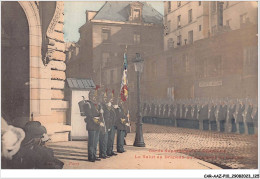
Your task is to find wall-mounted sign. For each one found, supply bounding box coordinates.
[199,80,222,87]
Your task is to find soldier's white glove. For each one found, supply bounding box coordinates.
[126,123,130,127]
[100,122,105,127]
[113,105,119,109]
[100,109,104,114]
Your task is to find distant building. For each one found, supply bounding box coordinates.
[164,1,258,51]
[66,1,164,112]
[142,1,258,101]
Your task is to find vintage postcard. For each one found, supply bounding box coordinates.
[1,1,259,178]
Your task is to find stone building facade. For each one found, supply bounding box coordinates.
[164,1,258,51]
[66,1,164,116]
[143,1,258,101]
[1,1,71,141]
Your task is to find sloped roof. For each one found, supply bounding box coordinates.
[93,2,163,24]
[67,78,96,89]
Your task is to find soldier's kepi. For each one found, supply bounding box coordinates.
[79,90,104,162]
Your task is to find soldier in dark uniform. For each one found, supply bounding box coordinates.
[236,100,245,133]
[142,102,147,117]
[146,103,151,117]
[98,93,109,159]
[168,104,175,126]
[218,101,227,132]
[175,103,181,126]
[199,103,209,130]
[115,101,129,153]
[83,91,103,162]
[181,103,186,119]
[226,101,236,132]
[186,104,192,120]
[209,102,216,131]
[244,101,253,134]
[105,93,117,157]
[252,103,258,134]
[164,104,169,118]
[193,104,198,121]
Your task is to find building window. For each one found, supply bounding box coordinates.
[208,56,222,77]
[134,32,141,44]
[197,58,207,78]
[199,25,202,31]
[198,1,201,6]
[243,46,258,75]
[188,9,192,23]
[212,2,216,13]
[110,70,114,84]
[183,54,190,72]
[133,8,141,21]
[240,13,248,27]
[101,28,111,42]
[177,1,181,7]
[102,52,110,68]
[167,20,171,32]
[167,87,174,100]
[226,1,229,8]
[167,57,172,76]
[211,25,217,35]
[226,19,230,27]
[167,38,174,49]
[151,61,157,78]
[188,30,193,44]
[168,2,171,13]
[177,35,182,46]
[177,15,181,28]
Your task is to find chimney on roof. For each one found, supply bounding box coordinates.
[86,10,97,22]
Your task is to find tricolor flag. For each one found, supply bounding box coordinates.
[120,52,128,102]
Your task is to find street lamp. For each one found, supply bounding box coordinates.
[133,53,145,147]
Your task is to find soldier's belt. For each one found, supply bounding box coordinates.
[93,117,101,124]
[120,118,126,124]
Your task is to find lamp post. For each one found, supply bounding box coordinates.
[133,53,145,147]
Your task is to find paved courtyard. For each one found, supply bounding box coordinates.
[47,123,258,169]
[131,123,258,169]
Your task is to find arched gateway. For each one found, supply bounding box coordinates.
[1,2,71,141]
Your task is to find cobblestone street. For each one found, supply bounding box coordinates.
[127,123,258,169]
[47,123,257,169]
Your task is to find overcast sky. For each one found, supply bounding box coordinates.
[64,1,164,42]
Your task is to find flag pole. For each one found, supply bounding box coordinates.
[117,45,128,105]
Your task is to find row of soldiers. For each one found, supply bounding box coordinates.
[2,118,64,169]
[78,90,130,162]
[142,98,258,133]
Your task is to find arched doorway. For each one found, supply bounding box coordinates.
[1,1,30,127]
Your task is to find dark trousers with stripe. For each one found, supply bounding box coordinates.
[99,131,108,158]
[117,130,126,152]
[107,126,116,155]
[88,130,99,161]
